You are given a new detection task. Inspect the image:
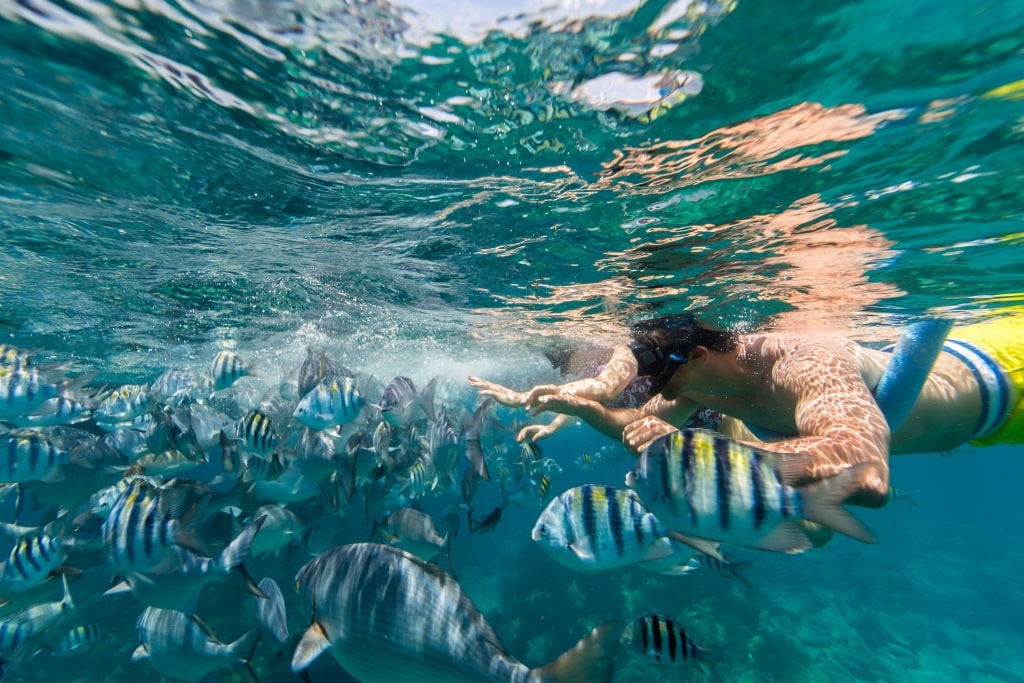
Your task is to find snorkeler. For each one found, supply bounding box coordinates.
[475,312,1023,509]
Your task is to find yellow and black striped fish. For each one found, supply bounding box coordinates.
[237,409,278,456]
[211,351,255,391]
[627,429,875,553]
[621,613,721,675]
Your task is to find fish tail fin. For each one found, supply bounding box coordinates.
[729,560,755,588]
[530,620,623,683]
[220,515,268,598]
[230,628,261,683]
[800,464,877,544]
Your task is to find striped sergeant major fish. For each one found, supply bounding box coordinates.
[6,396,90,427]
[293,376,366,430]
[531,485,697,574]
[101,477,207,575]
[93,384,151,424]
[54,623,105,656]
[236,409,278,456]
[626,429,876,554]
[104,516,267,614]
[683,552,755,587]
[0,367,84,419]
[620,613,721,678]
[0,533,66,593]
[211,351,256,391]
[0,426,92,484]
[0,346,33,372]
[378,376,437,427]
[133,607,260,683]
[292,543,624,682]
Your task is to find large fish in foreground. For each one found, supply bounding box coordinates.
[626,429,876,554]
[292,542,623,682]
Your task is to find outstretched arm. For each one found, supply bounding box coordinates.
[534,391,699,443]
[748,346,891,507]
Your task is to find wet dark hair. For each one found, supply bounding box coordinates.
[628,314,737,396]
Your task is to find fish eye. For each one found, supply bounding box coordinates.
[537,524,548,536]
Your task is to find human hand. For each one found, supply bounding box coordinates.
[528,391,585,417]
[467,376,528,407]
[522,384,561,410]
[622,416,679,454]
[516,423,560,443]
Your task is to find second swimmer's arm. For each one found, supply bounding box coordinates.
[535,392,698,442]
[532,345,637,404]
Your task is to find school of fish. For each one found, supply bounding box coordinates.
[0,343,877,682]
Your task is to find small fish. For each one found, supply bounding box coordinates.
[0,367,74,419]
[243,452,287,483]
[93,384,151,424]
[576,452,597,470]
[101,478,206,575]
[105,516,266,613]
[538,473,553,501]
[211,351,256,391]
[532,485,693,573]
[378,376,436,427]
[5,572,75,635]
[247,504,302,557]
[620,613,721,677]
[684,552,754,587]
[373,507,450,565]
[297,346,353,397]
[889,486,919,505]
[401,457,436,499]
[236,409,278,456]
[254,577,289,650]
[6,396,90,427]
[54,623,105,656]
[468,504,503,534]
[291,543,623,682]
[0,533,67,593]
[0,427,90,483]
[293,376,366,430]
[626,429,876,553]
[149,368,202,404]
[133,607,260,683]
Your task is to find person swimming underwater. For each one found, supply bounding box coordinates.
[474,311,1023,510]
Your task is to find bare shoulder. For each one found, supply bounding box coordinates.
[749,333,877,393]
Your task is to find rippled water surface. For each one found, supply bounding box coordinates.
[2,0,1023,375]
[2,1,1024,681]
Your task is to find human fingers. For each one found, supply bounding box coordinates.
[523,385,559,406]
[516,425,549,443]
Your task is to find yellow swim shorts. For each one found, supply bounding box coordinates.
[945,310,1024,446]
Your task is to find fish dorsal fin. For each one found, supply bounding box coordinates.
[292,621,331,673]
[531,620,624,683]
[131,644,149,662]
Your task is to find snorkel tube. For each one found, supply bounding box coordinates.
[874,319,954,433]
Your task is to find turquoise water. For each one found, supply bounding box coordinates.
[2,0,1024,681]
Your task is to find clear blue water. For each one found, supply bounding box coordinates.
[2,0,1024,680]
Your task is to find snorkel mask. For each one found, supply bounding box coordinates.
[629,339,690,397]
